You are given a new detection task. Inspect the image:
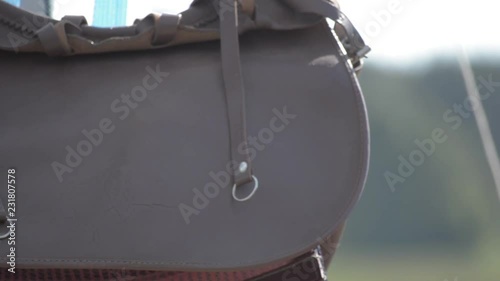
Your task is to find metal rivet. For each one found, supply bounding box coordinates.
[238,161,248,173]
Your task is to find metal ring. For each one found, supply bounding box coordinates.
[232,175,259,202]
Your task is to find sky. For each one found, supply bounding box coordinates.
[49,0,500,62]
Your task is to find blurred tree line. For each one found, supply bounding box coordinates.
[342,58,500,256]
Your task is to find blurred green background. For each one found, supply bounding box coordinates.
[328,58,500,281]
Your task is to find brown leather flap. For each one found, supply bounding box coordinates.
[0,22,368,272]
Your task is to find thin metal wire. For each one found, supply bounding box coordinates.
[458,46,500,203]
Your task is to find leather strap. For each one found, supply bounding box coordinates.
[36,22,73,56]
[61,15,88,26]
[152,14,182,46]
[287,0,371,68]
[219,0,254,188]
[32,12,180,56]
[217,0,369,193]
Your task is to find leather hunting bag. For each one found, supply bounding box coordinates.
[0,0,370,279]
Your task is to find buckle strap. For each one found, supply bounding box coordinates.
[287,0,371,70]
[219,0,256,192]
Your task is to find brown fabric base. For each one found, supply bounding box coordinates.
[1,267,276,281]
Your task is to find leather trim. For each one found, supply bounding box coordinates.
[219,0,254,187]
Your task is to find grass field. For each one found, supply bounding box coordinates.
[328,250,500,281]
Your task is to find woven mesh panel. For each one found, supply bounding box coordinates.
[0,263,282,281]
